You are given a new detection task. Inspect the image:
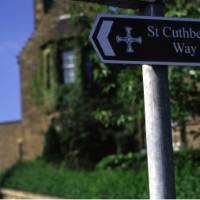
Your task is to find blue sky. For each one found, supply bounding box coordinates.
[0,0,34,123]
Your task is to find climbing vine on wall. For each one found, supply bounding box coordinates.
[41,1,200,167]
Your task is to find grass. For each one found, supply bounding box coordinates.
[0,154,200,199]
[0,160,149,199]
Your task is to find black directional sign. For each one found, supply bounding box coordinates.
[90,14,200,66]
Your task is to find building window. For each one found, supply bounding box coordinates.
[62,51,75,83]
[46,53,51,88]
[43,0,54,13]
[83,53,93,82]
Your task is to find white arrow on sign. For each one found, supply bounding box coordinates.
[97,20,115,56]
[90,19,116,59]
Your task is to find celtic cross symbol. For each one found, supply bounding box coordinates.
[116,27,142,53]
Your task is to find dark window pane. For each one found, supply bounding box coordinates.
[44,53,51,89]
[83,53,93,82]
[43,0,54,13]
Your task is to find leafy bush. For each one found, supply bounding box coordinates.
[42,122,64,163]
[42,0,200,169]
[42,64,143,169]
[0,160,148,199]
[96,152,147,170]
[41,3,145,169]
[1,151,200,199]
[174,149,200,167]
[97,149,200,170]
[43,84,118,168]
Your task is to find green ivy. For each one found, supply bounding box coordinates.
[41,1,200,167]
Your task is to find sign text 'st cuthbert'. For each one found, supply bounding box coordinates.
[90,14,200,66]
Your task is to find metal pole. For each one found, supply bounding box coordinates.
[141,2,176,199]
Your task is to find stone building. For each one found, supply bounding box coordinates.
[0,0,78,171]
[0,0,200,171]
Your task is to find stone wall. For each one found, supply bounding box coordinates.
[173,118,200,150]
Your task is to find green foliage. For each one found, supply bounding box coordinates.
[32,43,60,113]
[0,160,148,199]
[174,149,200,167]
[166,0,200,18]
[43,84,118,168]
[169,67,200,144]
[175,150,200,198]
[42,65,144,167]
[97,149,200,170]
[166,1,200,125]
[96,152,147,170]
[169,67,200,120]
[32,53,45,106]
[1,150,200,198]
[165,2,200,142]
[42,5,144,166]
[42,123,64,163]
[41,0,200,167]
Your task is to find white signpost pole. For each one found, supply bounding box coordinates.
[141,1,176,199]
[87,0,177,198]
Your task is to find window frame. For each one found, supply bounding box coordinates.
[62,50,76,84]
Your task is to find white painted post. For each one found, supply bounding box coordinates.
[141,2,176,199]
